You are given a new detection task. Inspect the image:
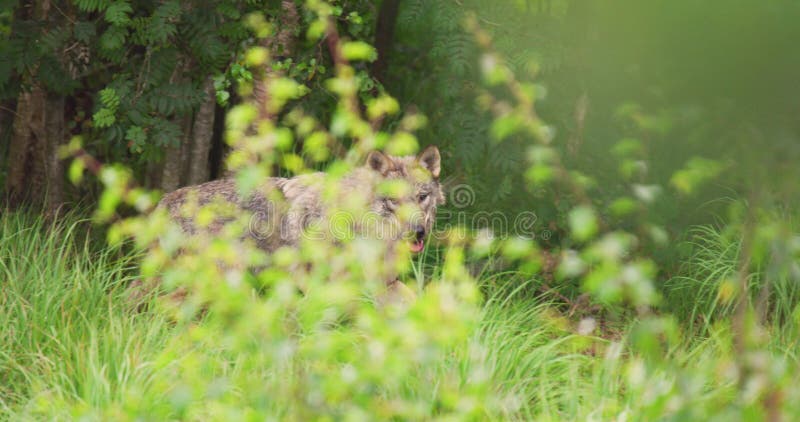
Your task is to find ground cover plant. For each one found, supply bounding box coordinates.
[3,0,800,420]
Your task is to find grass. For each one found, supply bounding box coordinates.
[0,211,173,419]
[1,210,799,419]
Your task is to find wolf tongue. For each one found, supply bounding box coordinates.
[410,240,424,253]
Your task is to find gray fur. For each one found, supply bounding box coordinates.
[158,147,444,269]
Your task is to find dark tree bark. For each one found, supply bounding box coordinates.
[5,0,65,209]
[0,99,16,167]
[161,60,195,192]
[161,114,193,192]
[4,0,67,210]
[6,89,47,207]
[372,0,401,84]
[143,157,162,190]
[44,95,66,209]
[187,78,216,185]
[159,145,181,193]
[209,102,227,180]
[5,90,64,210]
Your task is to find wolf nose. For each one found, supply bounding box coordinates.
[414,226,426,241]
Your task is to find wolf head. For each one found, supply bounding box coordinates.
[364,145,445,254]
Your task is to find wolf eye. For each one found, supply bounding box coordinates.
[418,193,429,202]
[382,197,399,209]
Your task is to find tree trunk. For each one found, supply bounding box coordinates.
[5,88,48,207]
[143,156,162,189]
[5,91,35,204]
[209,102,227,180]
[0,99,16,166]
[44,94,66,210]
[4,0,67,210]
[372,0,401,84]
[161,59,194,193]
[187,77,215,185]
[161,114,193,192]
[160,140,182,193]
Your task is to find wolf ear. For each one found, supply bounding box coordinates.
[417,145,441,179]
[367,150,394,175]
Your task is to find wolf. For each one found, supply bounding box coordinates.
[155,146,444,298]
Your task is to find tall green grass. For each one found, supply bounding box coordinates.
[666,224,800,338]
[0,211,173,419]
[2,211,800,419]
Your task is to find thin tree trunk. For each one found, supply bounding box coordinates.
[178,114,192,182]
[209,102,226,180]
[372,0,401,84]
[0,99,16,167]
[160,143,182,193]
[5,88,48,206]
[44,94,65,210]
[5,92,34,204]
[144,156,162,189]
[4,0,67,209]
[161,114,193,192]
[187,78,215,185]
[161,59,194,193]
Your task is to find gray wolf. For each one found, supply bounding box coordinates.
[155,146,444,296]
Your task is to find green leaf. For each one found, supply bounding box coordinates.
[68,160,85,185]
[96,190,121,222]
[490,114,522,142]
[632,184,661,204]
[366,95,399,120]
[386,132,418,156]
[73,21,97,43]
[609,197,638,217]
[100,25,127,51]
[269,78,308,102]
[125,126,147,152]
[527,146,557,164]
[480,53,511,86]
[235,165,268,197]
[105,1,132,25]
[303,131,329,162]
[99,87,119,109]
[568,206,598,243]
[93,108,116,128]
[501,236,534,260]
[215,90,230,106]
[306,20,327,41]
[245,47,269,67]
[611,138,644,158]
[670,157,726,195]
[646,224,669,246]
[556,250,586,279]
[525,164,554,186]
[75,0,111,12]
[341,41,377,62]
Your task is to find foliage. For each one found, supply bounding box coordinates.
[4,209,800,419]
[3,0,800,420]
[0,0,379,171]
[0,211,173,415]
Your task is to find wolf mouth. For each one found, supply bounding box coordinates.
[410,229,425,253]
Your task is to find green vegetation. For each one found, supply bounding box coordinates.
[3,211,799,420]
[0,211,173,418]
[3,0,800,419]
